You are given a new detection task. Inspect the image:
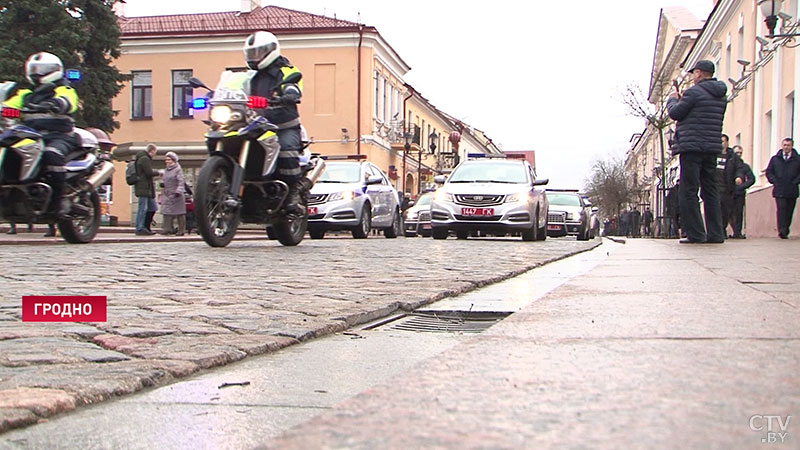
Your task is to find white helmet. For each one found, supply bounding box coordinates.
[243,31,280,70]
[25,52,64,85]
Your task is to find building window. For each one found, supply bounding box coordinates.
[786,92,795,138]
[131,71,152,119]
[172,70,193,118]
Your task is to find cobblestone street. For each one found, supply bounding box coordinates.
[0,237,599,432]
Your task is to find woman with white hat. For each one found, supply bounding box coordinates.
[160,151,187,236]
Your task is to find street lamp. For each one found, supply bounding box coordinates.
[759,0,798,38]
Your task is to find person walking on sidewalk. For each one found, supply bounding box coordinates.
[159,152,186,236]
[134,144,161,236]
[718,134,746,236]
[667,60,728,244]
[642,206,653,237]
[765,137,800,239]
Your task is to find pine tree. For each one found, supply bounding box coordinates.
[0,0,128,131]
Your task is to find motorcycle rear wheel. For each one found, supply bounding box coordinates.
[196,156,240,247]
[58,190,100,244]
[273,212,307,246]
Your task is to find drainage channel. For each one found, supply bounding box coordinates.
[3,242,613,450]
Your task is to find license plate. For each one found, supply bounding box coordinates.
[307,206,317,215]
[461,207,493,216]
[547,225,561,231]
[422,224,431,229]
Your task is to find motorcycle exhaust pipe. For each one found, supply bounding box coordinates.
[305,159,325,186]
[86,161,115,189]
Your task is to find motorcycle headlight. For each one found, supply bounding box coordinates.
[329,191,355,201]
[504,192,530,204]
[434,191,453,203]
[210,105,232,124]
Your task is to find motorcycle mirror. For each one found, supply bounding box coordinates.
[188,77,210,90]
[281,72,302,85]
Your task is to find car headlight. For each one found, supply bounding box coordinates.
[566,212,574,220]
[504,192,530,204]
[407,210,419,220]
[329,191,355,201]
[210,105,232,124]
[434,190,453,202]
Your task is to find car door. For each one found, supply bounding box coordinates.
[366,164,390,223]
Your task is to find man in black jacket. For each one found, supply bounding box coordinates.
[667,60,728,244]
[134,144,161,235]
[718,134,746,236]
[765,138,800,239]
[730,145,755,239]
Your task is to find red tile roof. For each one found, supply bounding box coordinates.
[119,5,365,37]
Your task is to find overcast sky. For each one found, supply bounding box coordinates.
[121,0,715,189]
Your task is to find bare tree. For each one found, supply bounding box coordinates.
[584,156,637,220]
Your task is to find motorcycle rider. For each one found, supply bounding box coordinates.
[243,31,310,215]
[2,52,78,218]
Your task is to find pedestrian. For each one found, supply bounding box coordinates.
[630,207,641,238]
[665,180,682,238]
[159,151,186,236]
[730,145,755,239]
[765,137,800,239]
[717,134,746,237]
[642,206,653,237]
[667,59,728,244]
[134,143,161,236]
[619,209,630,237]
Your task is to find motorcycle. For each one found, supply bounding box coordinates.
[0,82,115,243]
[189,71,324,247]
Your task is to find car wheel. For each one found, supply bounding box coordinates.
[536,210,547,241]
[432,228,448,240]
[384,210,401,238]
[577,225,590,241]
[456,230,469,240]
[309,228,325,239]
[521,214,536,241]
[352,205,371,239]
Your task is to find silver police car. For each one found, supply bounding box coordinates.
[430,154,549,240]
[307,156,402,239]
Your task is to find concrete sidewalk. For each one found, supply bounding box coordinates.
[262,238,800,449]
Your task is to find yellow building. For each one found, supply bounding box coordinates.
[108,3,501,224]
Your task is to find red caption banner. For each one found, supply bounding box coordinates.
[22,296,107,322]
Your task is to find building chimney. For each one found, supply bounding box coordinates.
[241,0,260,13]
[113,0,126,17]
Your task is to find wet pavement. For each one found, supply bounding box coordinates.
[0,227,599,435]
[254,237,800,450]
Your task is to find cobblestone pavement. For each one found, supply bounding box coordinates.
[0,236,599,433]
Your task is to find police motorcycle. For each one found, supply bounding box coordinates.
[189,71,324,247]
[0,81,115,243]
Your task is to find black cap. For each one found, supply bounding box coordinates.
[689,60,715,75]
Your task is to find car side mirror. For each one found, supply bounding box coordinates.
[533,178,549,186]
[408,200,416,207]
[433,175,446,184]
[591,207,598,213]
[366,175,383,185]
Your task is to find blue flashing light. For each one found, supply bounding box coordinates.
[467,153,486,158]
[65,69,81,81]
[191,98,208,110]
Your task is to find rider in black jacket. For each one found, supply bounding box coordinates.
[243,31,310,215]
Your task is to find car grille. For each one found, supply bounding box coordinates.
[454,215,502,221]
[454,194,503,207]
[308,193,328,205]
[548,212,566,223]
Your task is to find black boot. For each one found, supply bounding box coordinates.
[144,211,157,232]
[285,177,313,215]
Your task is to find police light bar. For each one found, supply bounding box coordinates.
[191,98,208,110]
[1,107,20,119]
[505,153,526,159]
[65,69,81,81]
[467,152,509,159]
[321,154,367,160]
[247,96,268,109]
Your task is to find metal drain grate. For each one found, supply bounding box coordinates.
[370,311,511,333]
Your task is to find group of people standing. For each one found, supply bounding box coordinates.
[133,143,189,236]
[667,59,799,242]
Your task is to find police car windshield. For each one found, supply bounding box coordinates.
[317,162,361,183]
[448,161,528,184]
[547,193,581,206]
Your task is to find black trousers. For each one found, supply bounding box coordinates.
[720,190,734,233]
[731,194,745,237]
[679,152,725,242]
[775,197,798,238]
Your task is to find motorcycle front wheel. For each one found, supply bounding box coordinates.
[273,211,307,246]
[58,190,100,244]
[196,155,240,247]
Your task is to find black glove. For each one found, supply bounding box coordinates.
[40,98,62,113]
